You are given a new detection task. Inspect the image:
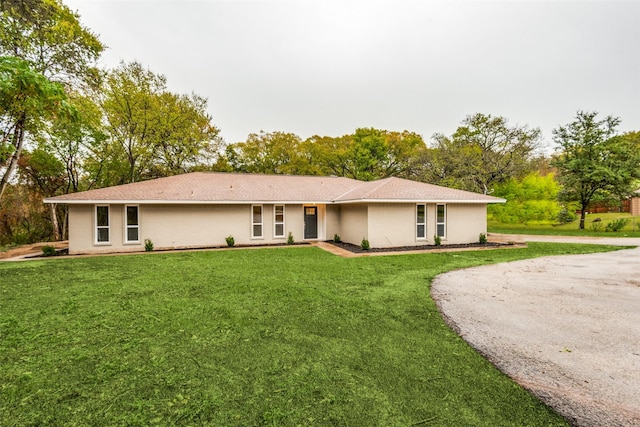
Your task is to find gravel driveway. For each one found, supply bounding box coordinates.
[431,236,640,427]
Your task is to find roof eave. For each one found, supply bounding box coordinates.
[333,198,506,204]
[43,198,336,205]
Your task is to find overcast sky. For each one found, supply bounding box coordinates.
[64,0,639,151]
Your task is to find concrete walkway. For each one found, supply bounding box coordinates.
[432,236,640,427]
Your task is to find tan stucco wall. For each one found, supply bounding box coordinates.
[358,203,488,248]
[338,204,368,246]
[68,203,309,254]
[67,202,489,254]
[325,204,341,241]
[367,203,425,247]
[285,205,305,242]
[145,204,248,249]
[68,204,96,254]
[442,203,487,244]
[69,204,130,254]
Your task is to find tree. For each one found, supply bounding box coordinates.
[552,111,640,229]
[0,180,52,244]
[429,113,541,193]
[0,0,104,200]
[224,131,314,175]
[147,92,220,177]
[0,0,104,89]
[0,56,72,199]
[18,148,66,239]
[488,173,561,224]
[36,93,105,193]
[310,128,427,180]
[98,61,220,185]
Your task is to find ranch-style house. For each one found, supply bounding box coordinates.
[44,172,505,255]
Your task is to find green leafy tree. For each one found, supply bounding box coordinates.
[0,56,72,199]
[38,93,105,193]
[0,0,104,89]
[311,128,427,180]
[224,131,313,175]
[552,111,640,229]
[429,113,541,193]
[0,0,103,201]
[304,134,351,177]
[98,61,220,185]
[223,128,426,180]
[489,173,561,224]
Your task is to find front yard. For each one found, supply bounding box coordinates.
[0,243,622,425]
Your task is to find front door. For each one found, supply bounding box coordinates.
[304,206,318,239]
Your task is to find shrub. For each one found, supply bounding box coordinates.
[434,235,442,246]
[287,232,294,245]
[557,206,577,224]
[144,238,154,252]
[333,234,341,243]
[605,218,629,232]
[479,233,487,244]
[360,238,370,250]
[225,235,235,247]
[41,245,56,257]
[589,221,603,232]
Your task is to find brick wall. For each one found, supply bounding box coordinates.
[631,197,640,216]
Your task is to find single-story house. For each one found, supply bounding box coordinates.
[44,172,505,255]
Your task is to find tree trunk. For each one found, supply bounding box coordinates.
[0,117,26,200]
[579,203,587,230]
[49,202,60,241]
[61,206,69,240]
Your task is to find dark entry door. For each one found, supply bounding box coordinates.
[304,206,318,239]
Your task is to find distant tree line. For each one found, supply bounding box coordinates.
[1,0,639,244]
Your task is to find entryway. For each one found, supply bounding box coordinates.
[304,206,318,239]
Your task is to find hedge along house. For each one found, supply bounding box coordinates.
[44,172,505,255]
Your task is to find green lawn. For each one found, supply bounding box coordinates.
[489,212,640,237]
[0,243,626,426]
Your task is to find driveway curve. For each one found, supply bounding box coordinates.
[431,236,640,427]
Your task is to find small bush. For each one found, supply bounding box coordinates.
[287,232,294,245]
[360,238,370,251]
[333,234,341,243]
[41,245,56,257]
[434,235,442,246]
[557,206,577,224]
[605,218,629,232]
[589,221,603,232]
[225,235,235,247]
[479,233,487,244]
[144,238,154,252]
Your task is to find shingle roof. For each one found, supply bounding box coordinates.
[44,172,505,204]
[334,177,501,203]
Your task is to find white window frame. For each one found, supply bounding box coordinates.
[251,204,263,239]
[95,205,110,244]
[436,204,446,239]
[274,205,285,238]
[125,205,140,244]
[416,204,426,240]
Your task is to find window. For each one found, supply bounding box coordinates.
[436,204,446,238]
[274,205,285,238]
[125,205,139,243]
[416,204,426,239]
[96,205,110,243]
[252,205,263,238]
